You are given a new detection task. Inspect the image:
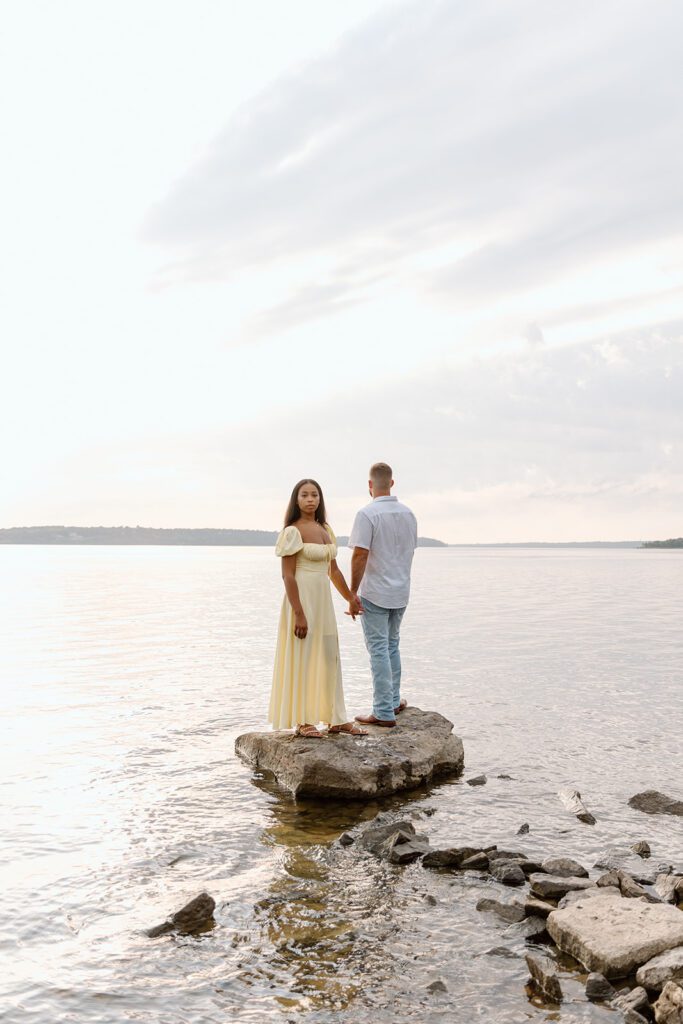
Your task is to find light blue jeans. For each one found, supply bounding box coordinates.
[360,597,407,721]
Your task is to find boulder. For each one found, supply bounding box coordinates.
[530,873,594,899]
[476,897,526,923]
[235,706,464,798]
[618,869,662,903]
[504,915,548,941]
[357,820,416,857]
[654,981,683,1023]
[423,846,481,869]
[629,792,683,818]
[547,897,683,978]
[586,972,617,1001]
[379,829,430,864]
[490,861,526,886]
[518,823,530,835]
[461,851,490,871]
[525,952,563,1002]
[558,787,596,824]
[146,892,216,938]
[636,947,683,992]
[558,886,620,909]
[467,774,487,786]
[633,841,652,859]
[542,856,589,878]
[524,896,556,918]
[612,986,650,1016]
[655,875,683,905]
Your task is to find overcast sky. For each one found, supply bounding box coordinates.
[1,0,681,542]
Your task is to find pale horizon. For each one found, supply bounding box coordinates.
[2,1,681,544]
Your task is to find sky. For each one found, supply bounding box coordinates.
[1,0,681,543]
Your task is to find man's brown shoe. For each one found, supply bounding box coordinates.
[394,699,408,715]
[354,714,397,728]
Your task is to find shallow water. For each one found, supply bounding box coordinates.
[1,545,682,1022]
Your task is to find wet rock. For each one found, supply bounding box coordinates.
[517,823,530,834]
[461,851,489,871]
[497,773,514,780]
[476,897,526,923]
[357,820,417,856]
[489,849,529,861]
[558,787,596,824]
[629,792,683,818]
[490,861,526,886]
[524,896,556,918]
[146,891,216,938]
[485,946,520,958]
[636,947,683,992]
[530,874,594,899]
[235,706,464,799]
[467,774,487,786]
[595,848,661,882]
[598,869,623,887]
[380,829,430,864]
[338,832,355,847]
[423,894,438,906]
[558,886,619,909]
[612,986,650,1016]
[422,846,481,869]
[618,870,662,903]
[504,915,548,941]
[547,898,683,978]
[542,856,589,878]
[633,841,652,859]
[622,1011,650,1024]
[654,981,683,1023]
[525,952,563,1002]
[654,875,683,905]
[426,979,448,993]
[518,859,545,876]
[586,972,617,1001]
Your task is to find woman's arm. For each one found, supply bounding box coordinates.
[282,555,308,638]
[329,560,362,617]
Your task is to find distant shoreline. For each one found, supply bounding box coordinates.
[1,526,681,548]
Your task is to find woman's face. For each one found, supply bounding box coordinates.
[297,484,320,515]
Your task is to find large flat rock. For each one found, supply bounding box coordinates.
[235,706,464,799]
[548,895,683,979]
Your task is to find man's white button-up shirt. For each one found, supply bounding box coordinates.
[348,495,418,609]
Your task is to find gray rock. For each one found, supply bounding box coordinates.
[235,706,464,799]
[623,1011,650,1024]
[504,915,548,941]
[542,856,589,878]
[146,891,216,938]
[558,886,619,909]
[629,792,683,818]
[518,859,545,876]
[526,952,563,1002]
[524,896,556,918]
[489,849,529,861]
[655,875,683,905]
[598,869,623,887]
[476,897,526,923]
[547,898,683,978]
[530,873,594,899]
[461,851,490,871]
[467,774,487,786]
[612,986,650,1015]
[357,820,416,856]
[497,773,514,780]
[558,787,596,824]
[379,829,431,864]
[490,861,526,886]
[654,981,683,1023]
[485,946,521,958]
[586,972,617,1001]
[632,841,652,859]
[517,823,530,834]
[423,894,438,906]
[618,869,662,903]
[426,979,447,993]
[422,845,481,869]
[636,947,683,992]
[338,832,355,847]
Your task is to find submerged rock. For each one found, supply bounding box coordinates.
[504,915,548,941]
[526,952,563,1002]
[476,897,526,923]
[629,792,683,818]
[547,897,683,978]
[557,787,596,824]
[586,972,617,1001]
[632,841,652,859]
[235,706,464,799]
[467,774,487,786]
[146,892,216,938]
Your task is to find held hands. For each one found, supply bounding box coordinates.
[345,594,363,620]
[294,612,308,639]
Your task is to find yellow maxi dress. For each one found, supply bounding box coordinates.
[268,524,349,729]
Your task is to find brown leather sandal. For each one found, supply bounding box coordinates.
[328,723,369,736]
[295,724,324,738]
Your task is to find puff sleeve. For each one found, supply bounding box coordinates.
[324,523,338,556]
[275,525,304,557]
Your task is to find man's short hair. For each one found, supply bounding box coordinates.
[369,462,393,487]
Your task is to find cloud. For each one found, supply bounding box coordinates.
[143,0,683,340]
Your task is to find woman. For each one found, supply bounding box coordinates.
[268,479,367,738]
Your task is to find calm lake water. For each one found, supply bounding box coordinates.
[1,545,682,1023]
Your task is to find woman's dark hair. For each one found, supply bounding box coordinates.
[284,479,327,527]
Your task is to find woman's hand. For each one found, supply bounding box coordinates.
[294,612,308,639]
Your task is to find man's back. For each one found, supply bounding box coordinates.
[349,496,417,609]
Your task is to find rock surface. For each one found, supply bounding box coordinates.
[235,706,464,798]
[612,986,650,1015]
[542,856,589,878]
[654,981,683,1023]
[526,952,563,1002]
[637,947,683,992]
[547,898,683,978]
[629,792,683,818]
[586,972,616,1001]
[530,873,594,899]
[476,898,525,923]
[146,892,216,938]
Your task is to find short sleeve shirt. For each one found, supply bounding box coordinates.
[348,496,418,608]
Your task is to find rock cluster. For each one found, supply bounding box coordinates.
[235,707,464,798]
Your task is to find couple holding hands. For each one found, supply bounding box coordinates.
[268,462,418,738]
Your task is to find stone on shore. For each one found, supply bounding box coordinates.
[490,861,526,886]
[547,897,683,978]
[529,873,594,899]
[655,875,683,904]
[629,792,683,818]
[146,892,216,938]
[525,952,563,1002]
[557,886,620,909]
[542,856,589,878]
[586,972,616,1001]
[612,986,650,1016]
[235,706,464,799]
[636,947,683,992]
[654,981,683,1023]
[423,846,482,868]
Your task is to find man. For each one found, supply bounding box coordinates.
[349,462,418,727]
